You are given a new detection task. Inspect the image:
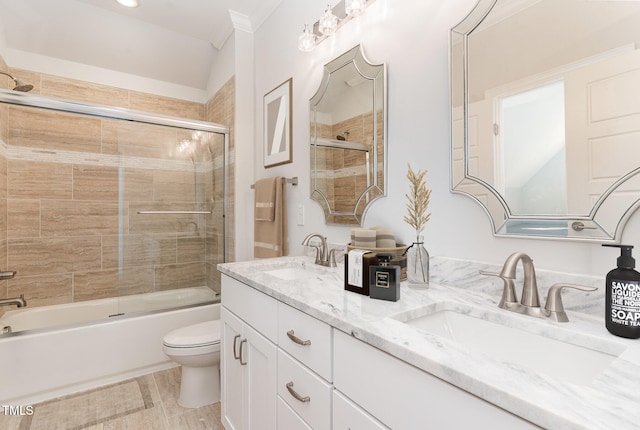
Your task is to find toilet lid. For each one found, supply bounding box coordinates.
[163,320,221,348]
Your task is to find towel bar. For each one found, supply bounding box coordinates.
[137,211,212,214]
[250,176,298,189]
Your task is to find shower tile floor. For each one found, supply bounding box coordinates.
[1,367,223,430]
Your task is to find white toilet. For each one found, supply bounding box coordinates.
[162,320,221,408]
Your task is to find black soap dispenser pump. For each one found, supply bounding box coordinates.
[603,244,640,339]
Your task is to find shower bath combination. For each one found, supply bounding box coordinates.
[0,71,33,92]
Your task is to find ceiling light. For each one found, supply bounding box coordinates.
[298,25,316,52]
[115,0,139,8]
[318,4,338,36]
[345,0,366,17]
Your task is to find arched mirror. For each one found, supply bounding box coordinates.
[310,45,386,225]
[451,0,640,241]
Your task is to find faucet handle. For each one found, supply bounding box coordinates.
[480,270,518,307]
[328,248,338,268]
[544,283,597,322]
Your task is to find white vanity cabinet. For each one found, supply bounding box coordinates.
[333,330,540,430]
[221,275,278,430]
[221,272,539,430]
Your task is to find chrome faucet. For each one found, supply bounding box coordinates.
[301,233,337,267]
[480,252,596,322]
[0,294,27,308]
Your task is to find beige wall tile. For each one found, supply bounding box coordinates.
[129,91,204,120]
[40,74,130,108]
[102,234,177,269]
[7,273,73,307]
[41,200,119,237]
[155,262,205,291]
[8,160,73,199]
[177,237,205,263]
[103,120,178,159]
[9,237,102,276]
[74,268,153,302]
[153,169,196,203]
[123,167,155,201]
[8,106,102,153]
[7,198,40,238]
[73,165,119,201]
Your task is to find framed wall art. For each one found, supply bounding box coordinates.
[263,78,293,168]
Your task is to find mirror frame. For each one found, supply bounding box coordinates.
[450,0,640,242]
[309,44,387,225]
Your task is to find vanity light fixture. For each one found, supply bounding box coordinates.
[115,0,139,8]
[298,0,375,52]
[345,0,366,17]
[319,4,339,36]
[298,24,317,52]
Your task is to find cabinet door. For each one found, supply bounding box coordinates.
[277,396,312,430]
[333,390,389,430]
[221,308,244,430]
[244,322,277,430]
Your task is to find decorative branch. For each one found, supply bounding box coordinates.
[403,163,432,237]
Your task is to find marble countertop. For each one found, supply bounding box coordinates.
[218,255,640,430]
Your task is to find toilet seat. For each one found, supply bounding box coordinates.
[163,320,221,348]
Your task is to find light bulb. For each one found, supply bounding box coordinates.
[318,4,338,36]
[115,0,139,7]
[298,24,316,52]
[345,0,366,17]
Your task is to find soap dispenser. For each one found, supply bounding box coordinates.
[603,244,640,339]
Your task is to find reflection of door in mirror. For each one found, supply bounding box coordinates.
[451,0,640,240]
[498,81,567,215]
[565,49,640,225]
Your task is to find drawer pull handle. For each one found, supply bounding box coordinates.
[286,381,310,403]
[233,334,241,360]
[286,330,311,346]
[239,339,247,366]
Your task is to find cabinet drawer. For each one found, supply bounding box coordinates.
[277,396,312,430]
[222,274,278,342]
[333,390,389,430]
[278,302,332,380]
[277,349,332,430]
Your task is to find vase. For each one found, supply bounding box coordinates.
[406,235,429,287]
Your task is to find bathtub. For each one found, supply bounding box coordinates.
[0,287,221,405]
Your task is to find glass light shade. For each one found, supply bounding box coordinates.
[345,0,366,17]
[298,25,316,52]
[115,0,139,7]
[318,4,339,36]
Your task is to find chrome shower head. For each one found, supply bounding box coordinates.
[0,71,34,92]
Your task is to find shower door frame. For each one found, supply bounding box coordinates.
[0,89,230,281]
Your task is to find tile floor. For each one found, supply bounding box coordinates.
[1,367,223,430]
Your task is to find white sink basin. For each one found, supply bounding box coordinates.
[265,267,320,281]
[398,308,623,385]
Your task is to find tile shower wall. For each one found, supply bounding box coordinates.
[315,110,384,224]
[0,64,234,316]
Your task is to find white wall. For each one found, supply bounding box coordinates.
[243,0,640,276]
